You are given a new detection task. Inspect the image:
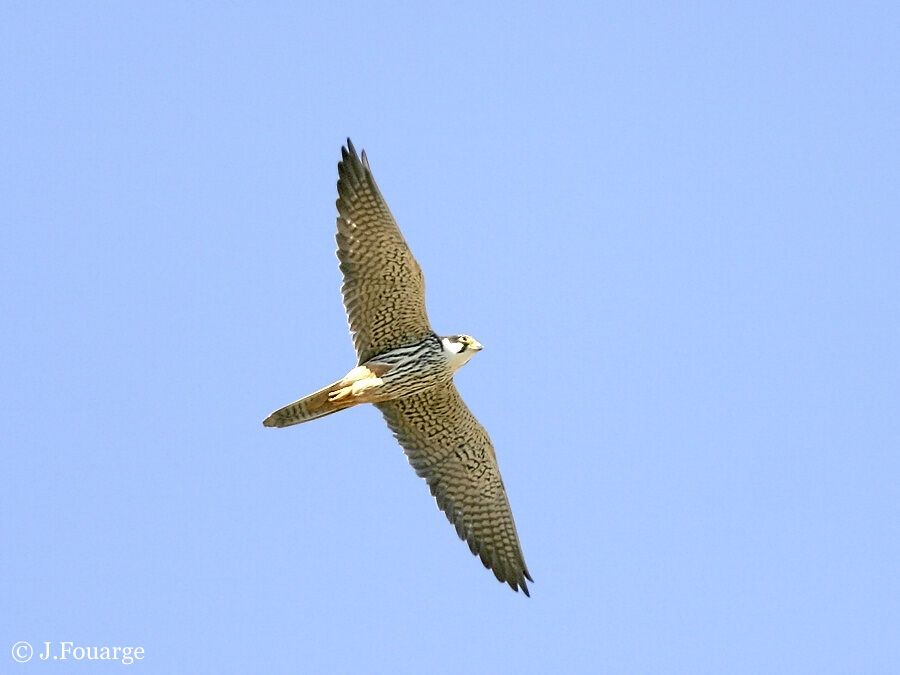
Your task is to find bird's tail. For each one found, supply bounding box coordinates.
[262,379,357,428]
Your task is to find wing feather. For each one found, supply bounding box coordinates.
[376,383,533,595]
[335,139,432,363]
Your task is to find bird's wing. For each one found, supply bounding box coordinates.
[335,139,432,364]
[376,382,533,595]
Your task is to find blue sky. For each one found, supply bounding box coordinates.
[2,2,898,673]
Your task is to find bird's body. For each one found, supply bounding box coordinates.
[263,333,480,424]
[263,140,532,595]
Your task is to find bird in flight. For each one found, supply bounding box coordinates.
[263,140,532,595]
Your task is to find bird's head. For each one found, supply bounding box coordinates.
[441,334,484,371]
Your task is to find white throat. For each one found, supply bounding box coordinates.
[442,337,476,372]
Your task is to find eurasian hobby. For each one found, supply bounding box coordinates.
[263,140,532,595]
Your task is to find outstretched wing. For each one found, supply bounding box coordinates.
[376,383,533,595]
[335,139,432,364]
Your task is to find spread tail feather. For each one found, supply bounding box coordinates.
[263,380,356,428]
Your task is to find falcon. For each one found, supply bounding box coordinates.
[263,140,532,595]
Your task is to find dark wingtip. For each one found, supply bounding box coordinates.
[339,138,366,183]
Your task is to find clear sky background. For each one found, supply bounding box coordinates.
[2,2,898,673]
